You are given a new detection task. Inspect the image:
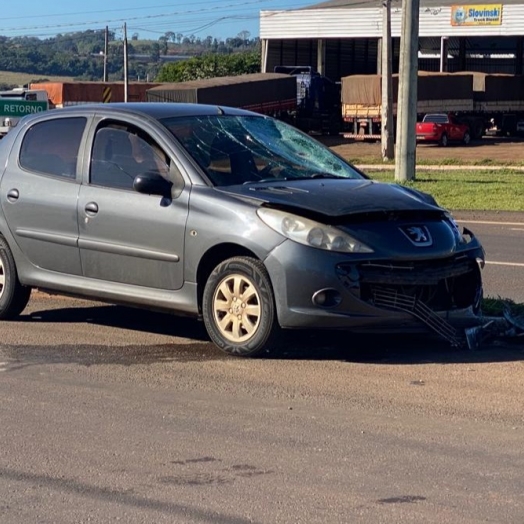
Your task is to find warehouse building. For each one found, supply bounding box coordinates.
[260,0,524,81]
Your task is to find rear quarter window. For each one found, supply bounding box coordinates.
[19,117,86,179]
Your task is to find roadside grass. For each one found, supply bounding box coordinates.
[366,169,524,211]
[349,156,524,167]
[482,297,524,317]
[0,71,75,87]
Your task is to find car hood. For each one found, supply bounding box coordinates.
[218,179,440,217]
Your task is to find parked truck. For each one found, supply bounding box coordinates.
[341,72,524,141]
[273,66,342,135]
[146,73,297,118]
[0,87,49,138]
[147,71,341,135]
[29,81,160,108]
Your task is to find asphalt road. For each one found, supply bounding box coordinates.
[1,215,523,523]
[455,210,524,303]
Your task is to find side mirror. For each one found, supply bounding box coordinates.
[133,171,172,198]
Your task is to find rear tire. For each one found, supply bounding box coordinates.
[202,257,280,357]
[439,133,448,147]
[0,236,31,319]
[462,131,471,145]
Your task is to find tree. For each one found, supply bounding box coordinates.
[237,31,250,46]
[150,43,161,62]
[158,36,168,56]
[156,51,261,82]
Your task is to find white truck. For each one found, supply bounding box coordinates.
[0,88,49,138]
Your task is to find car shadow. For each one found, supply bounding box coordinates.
[23,302,209,342]
[16,301,524,366]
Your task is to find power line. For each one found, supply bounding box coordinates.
[0,0,306,34]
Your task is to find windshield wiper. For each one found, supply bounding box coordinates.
[289,173,345,181]
[243,177,289,185]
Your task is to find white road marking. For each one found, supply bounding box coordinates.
[0,361,8,372]
[510,228,524,231]
[486,261,524,268]
[458,220,524,227]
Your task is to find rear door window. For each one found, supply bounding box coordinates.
[19,117,86,179]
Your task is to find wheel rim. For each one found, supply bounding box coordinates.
[0,257,4,300]
[212,273,261,343]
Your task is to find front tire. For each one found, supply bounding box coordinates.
[0,236,31,319]
[439,133,448,147]
[203,257,279,357]
[463,130,471,145]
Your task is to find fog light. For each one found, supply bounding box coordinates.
[312,288,342,308]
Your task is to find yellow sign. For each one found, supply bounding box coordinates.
[102,86,112,103]
[451,4,503,25]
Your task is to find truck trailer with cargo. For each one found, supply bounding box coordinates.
[29,81,160,108]
[341,72,524,141]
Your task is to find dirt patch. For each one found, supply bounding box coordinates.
[319,135,524,165]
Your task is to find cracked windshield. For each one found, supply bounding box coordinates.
[162,115,364,186]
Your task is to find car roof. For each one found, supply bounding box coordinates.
[55,102,259,120]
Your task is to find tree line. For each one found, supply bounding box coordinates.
[0,30,261,89]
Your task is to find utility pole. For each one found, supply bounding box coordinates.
[394,0,420,182]
[381,0,394,160]
[123,23,129,102]
[103,26,108,82]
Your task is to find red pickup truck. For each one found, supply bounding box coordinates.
[416,113,471,147]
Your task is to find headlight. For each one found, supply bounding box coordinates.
[257,208,373,253]
[444,212,470,244]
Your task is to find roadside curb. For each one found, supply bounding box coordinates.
[357,164,524,172]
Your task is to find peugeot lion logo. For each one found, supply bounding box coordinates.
[400,225,433,247]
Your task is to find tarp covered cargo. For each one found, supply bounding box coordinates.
[30,82,160,107]
[483,74,524,101]
[341,72,474,105]
[146,73,297,111]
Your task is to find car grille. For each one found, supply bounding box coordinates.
[336,255,481,310]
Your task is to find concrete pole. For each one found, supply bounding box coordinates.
[261,39,268,73]
[381,0,394,161]
[394,0,420,182]
[123,23,129,103]
[103,26,108,82]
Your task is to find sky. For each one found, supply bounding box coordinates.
[1,0,312,41]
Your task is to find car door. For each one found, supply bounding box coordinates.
[448,118,461,141]
[0,116,86,275]
[77,121,189,290]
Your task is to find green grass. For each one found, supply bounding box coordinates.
[366,169,524,211]
[0,71,75,88]
[348,156,524,167]
[481,297,524,317]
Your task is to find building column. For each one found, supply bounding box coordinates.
[516,36,523,75]
[377,37,383,74]
[317,39,326,75]
[458,37,467,71]
[439,36,449,72]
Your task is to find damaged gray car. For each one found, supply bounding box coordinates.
[0,103,484,356]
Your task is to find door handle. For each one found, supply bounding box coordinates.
[6,189,19,202]
[84,201,99,216]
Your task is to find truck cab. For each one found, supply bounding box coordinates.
[0,88,49,138]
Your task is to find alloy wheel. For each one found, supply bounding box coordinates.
[212,273,261,343]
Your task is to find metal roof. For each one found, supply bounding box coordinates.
[304,0,522,8]
[261,1,524,39]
